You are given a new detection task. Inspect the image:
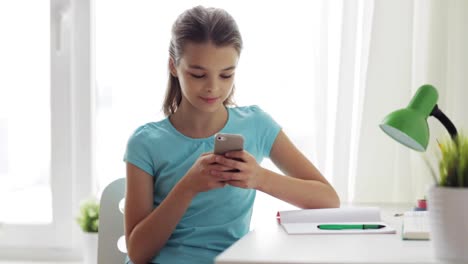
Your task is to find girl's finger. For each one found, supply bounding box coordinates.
[214,171,244,181]
[225,150,249,162]
[210,172,231,181]
[215,156,244,169]
[202,154,217,164]
[227,172,244,181]
[210,164,236,172]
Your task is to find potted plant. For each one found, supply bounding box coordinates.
[76,197,100,264]
[427,133,468,263]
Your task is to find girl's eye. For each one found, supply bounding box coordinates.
[220,75,233,79]
[190,74,205,79]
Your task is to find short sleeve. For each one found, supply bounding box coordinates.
[123,125,154,176]
[251,105,281,157]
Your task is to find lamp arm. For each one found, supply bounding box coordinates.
[430,104,458,139]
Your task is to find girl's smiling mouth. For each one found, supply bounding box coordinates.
[200,96,219,104]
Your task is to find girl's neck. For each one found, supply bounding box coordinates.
[169,104,228,139]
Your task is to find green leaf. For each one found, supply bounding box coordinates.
[76,197,100,233]
[438,132,468,187]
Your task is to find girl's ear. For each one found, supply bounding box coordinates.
[169,58,178,77]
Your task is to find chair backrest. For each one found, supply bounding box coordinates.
[98,178,126,264]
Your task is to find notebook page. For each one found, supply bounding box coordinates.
[278,207,381,224]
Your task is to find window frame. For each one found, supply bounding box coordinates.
[0,0,94,259]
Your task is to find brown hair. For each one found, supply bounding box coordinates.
[163,6,243,116]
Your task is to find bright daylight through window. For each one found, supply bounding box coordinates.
[0,1,52,224]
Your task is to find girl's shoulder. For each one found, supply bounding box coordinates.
[128,118,172,142]
[229,104,266,117]
[228,105,273,122]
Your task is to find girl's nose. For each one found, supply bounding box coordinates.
[205,77,218,92]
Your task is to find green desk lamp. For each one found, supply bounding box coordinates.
[380,84,458,151]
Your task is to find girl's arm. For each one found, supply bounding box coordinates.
[125,154,232,264]
[124,163,195,264]
[259,130,340,209]
[215,130,340,209]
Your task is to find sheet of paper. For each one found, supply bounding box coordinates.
[278,207,381,223]
[278,207,396,235]
[282,221,396,235]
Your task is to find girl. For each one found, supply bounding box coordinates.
[124,6,339,264]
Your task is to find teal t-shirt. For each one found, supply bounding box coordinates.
[124,105,281,264]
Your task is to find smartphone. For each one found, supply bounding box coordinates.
[214,133,244,155]
[214,133,244,173]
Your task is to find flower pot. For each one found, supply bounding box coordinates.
[82,232,98,264]
[427,186,468,263]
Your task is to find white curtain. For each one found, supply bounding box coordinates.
[332,0,468,203]
[326,0,374,203]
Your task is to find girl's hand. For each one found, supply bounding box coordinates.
[211,150,264,189]
[179,153,236,195]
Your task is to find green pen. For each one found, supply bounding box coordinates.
[317,224,386,230]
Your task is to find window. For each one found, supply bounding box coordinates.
[0,2,52,225]
[0,0,88,255]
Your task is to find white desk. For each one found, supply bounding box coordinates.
[215,204,439,264]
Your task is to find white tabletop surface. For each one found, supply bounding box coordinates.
[215,203,439,264]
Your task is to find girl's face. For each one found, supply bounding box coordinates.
[171,42,239,113]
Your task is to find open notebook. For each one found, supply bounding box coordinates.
[277,206,396,235]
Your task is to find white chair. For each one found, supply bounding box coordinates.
[98,178,127,264]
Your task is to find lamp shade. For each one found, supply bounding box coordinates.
[379,85,438,151]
